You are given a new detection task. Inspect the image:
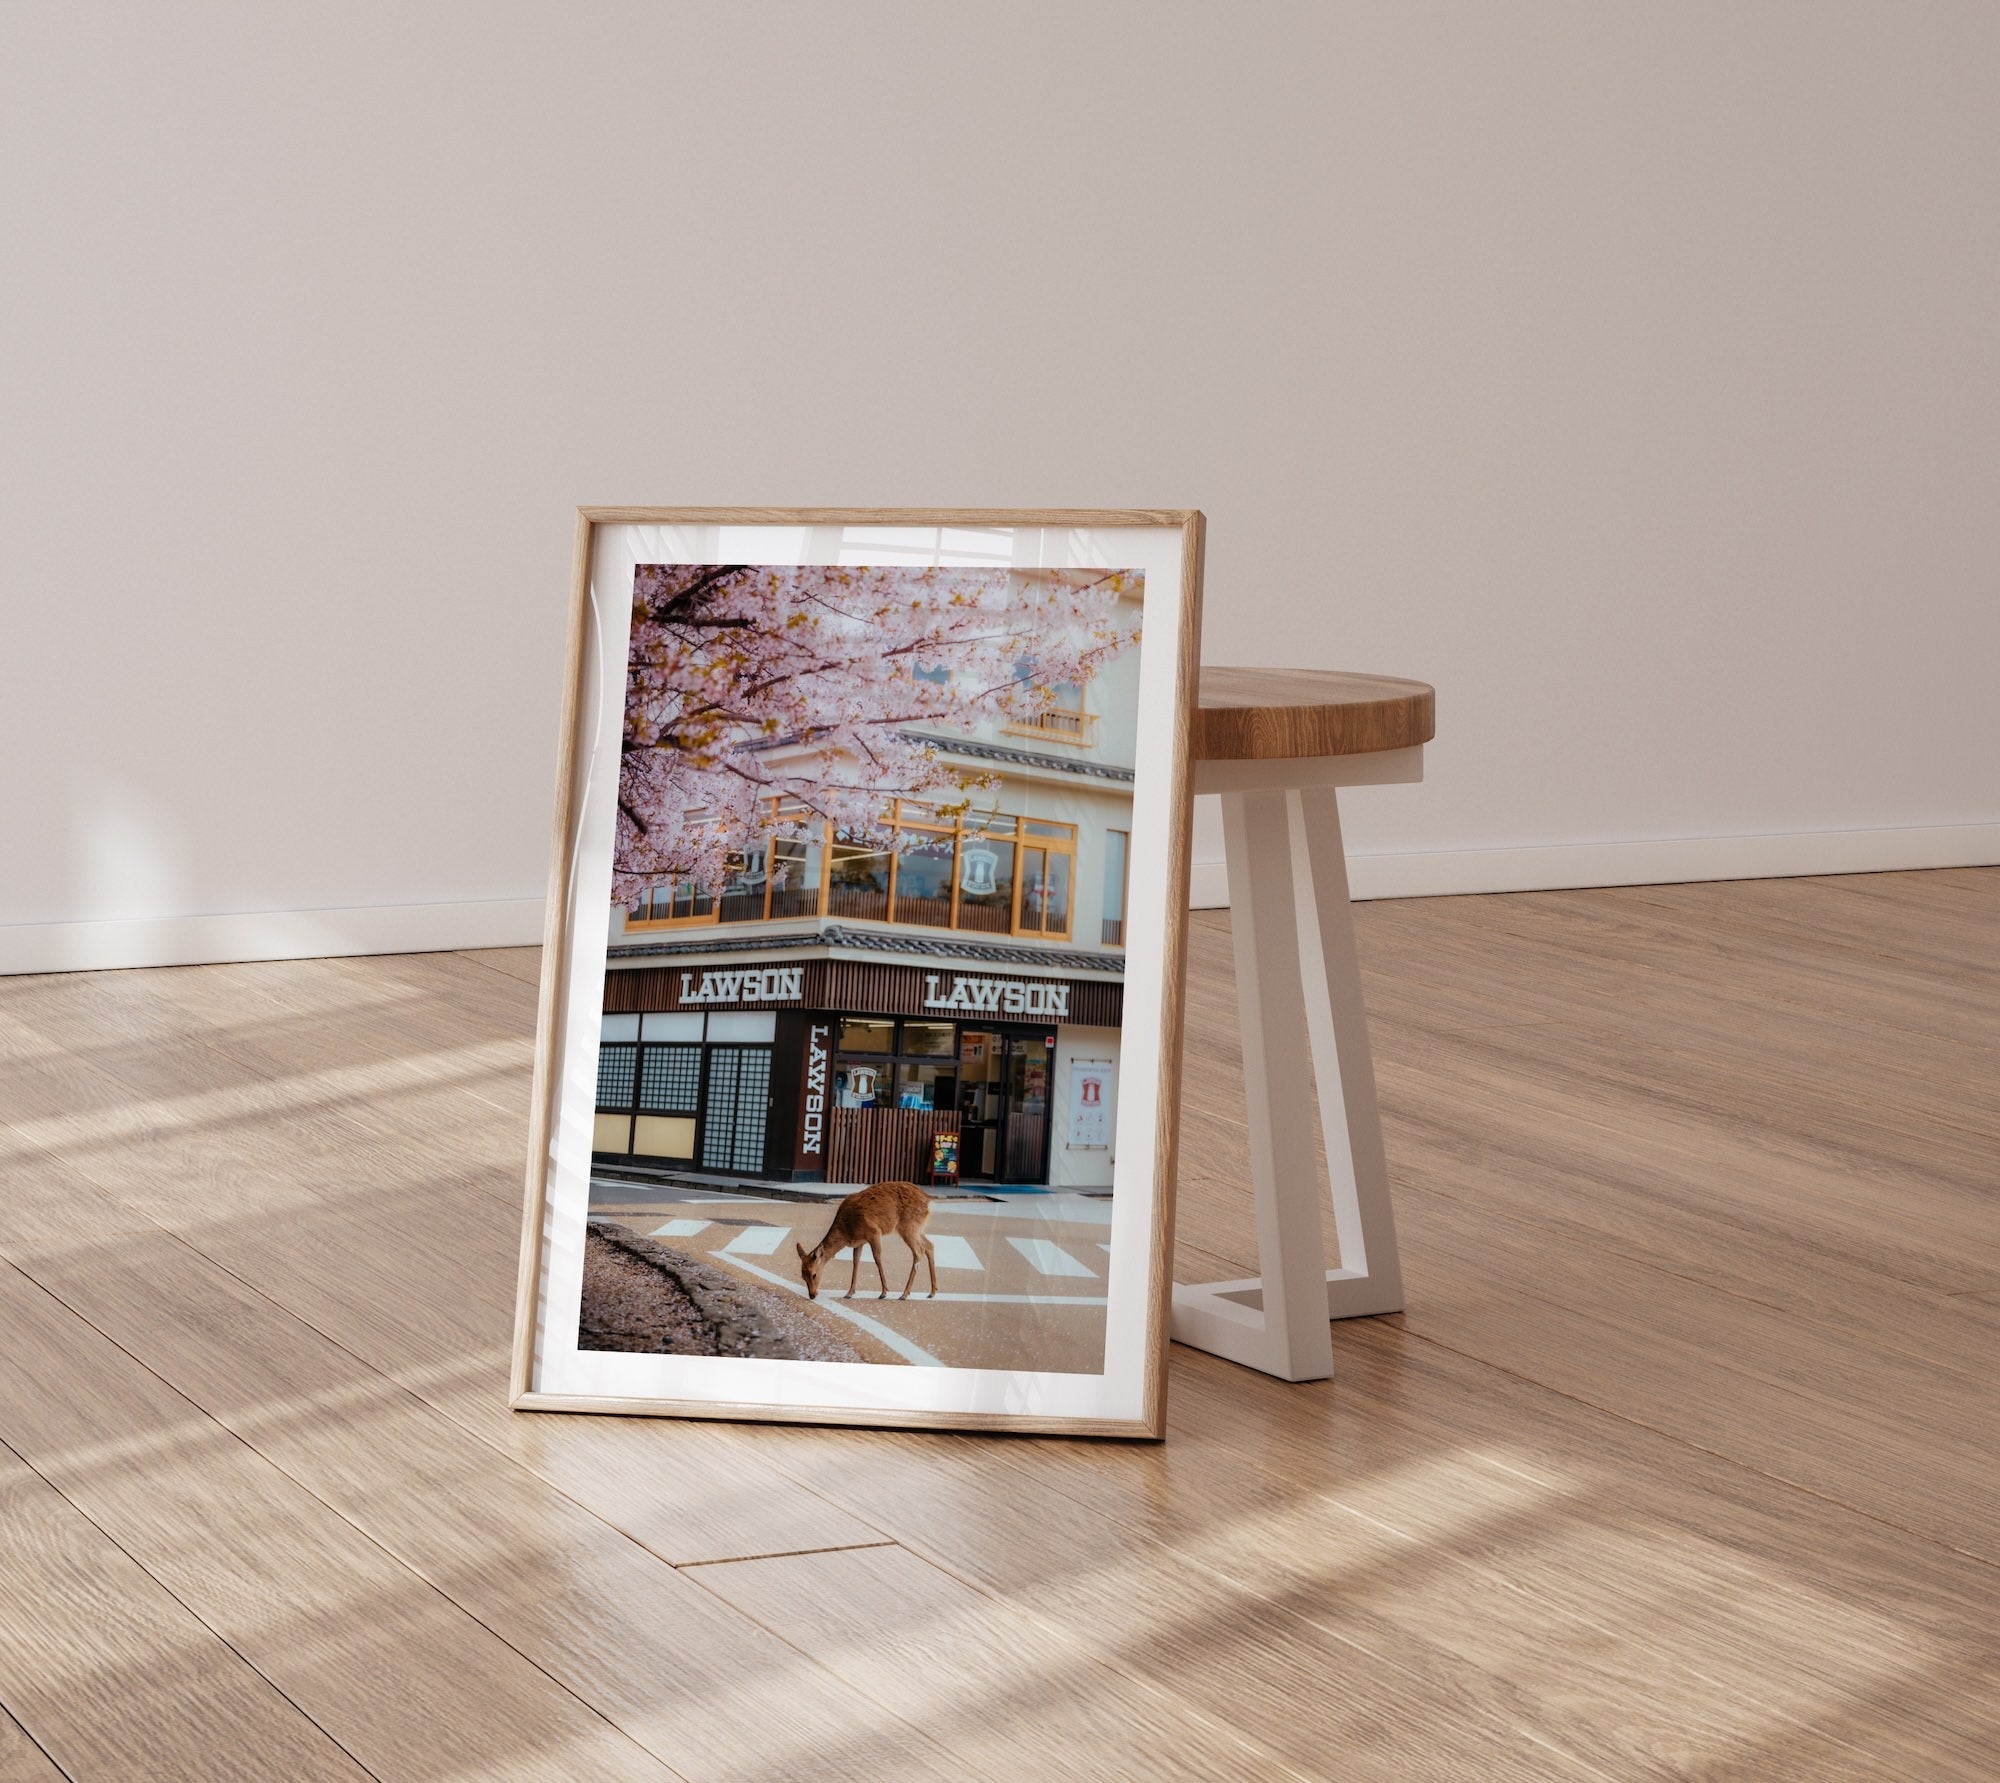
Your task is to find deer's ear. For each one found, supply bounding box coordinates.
[795,1242,807,1260]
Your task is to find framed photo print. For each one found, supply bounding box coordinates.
[511,508,1204,1436]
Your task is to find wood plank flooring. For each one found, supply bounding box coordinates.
[0,868,1993,1779]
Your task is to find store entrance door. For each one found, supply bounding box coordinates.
[955,1028,1051,1184]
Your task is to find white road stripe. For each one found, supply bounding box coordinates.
[650,1218,710,1238]
[714,1253,1103,1313]
[870,1291,1104,1305]
[721,1256,943,1365]
[1006,1236,1097,1278]
[721,1225,790,1256]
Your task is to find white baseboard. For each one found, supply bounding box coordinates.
[0,897,547,976]
[1190,820,2000,908]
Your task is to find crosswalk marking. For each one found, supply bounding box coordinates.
[670,1215,1099,1281]
[1098,1243,1112,1254]
[1006,1236,1097,1278]
[721,1225,789,1256]
[831,1235,981,1270]
[929,1235,982,1271]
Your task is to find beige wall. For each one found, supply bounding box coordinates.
[4,2,1994,969]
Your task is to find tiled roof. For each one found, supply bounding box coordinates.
[607,923,1124,978]
[896,730,1137,783]
[736,729,1135,784]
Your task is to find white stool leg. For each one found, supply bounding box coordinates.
[1170,781,1407,1380]
[1294,785,1404,1316]
[1169,788,1335,1382]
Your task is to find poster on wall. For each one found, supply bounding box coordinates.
[511,508,1203,1438]
[1068,1060,1115,1150]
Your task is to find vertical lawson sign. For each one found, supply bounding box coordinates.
[800,1022,830,1160]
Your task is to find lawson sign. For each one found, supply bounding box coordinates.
[922,973,1069,1019]
[800,1021,830,1159]
[678,966,804,1005]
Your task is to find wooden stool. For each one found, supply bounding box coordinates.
[1171,669,1436,1382]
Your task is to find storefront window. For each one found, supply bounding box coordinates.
[803,1011,1080,1187]
[834,1060,890,1108]
[834,1019,963,1113]
[838,1017,895,1053]
[901,1020,957,1057]
[894,1059,957,1110]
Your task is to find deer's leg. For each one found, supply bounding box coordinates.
[899,1229,920,1300]
[870,1238,888,1298]
[925,1235,938,1298]
[845,1242,861,1299]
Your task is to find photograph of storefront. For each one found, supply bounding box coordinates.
[579,551,1145,1370]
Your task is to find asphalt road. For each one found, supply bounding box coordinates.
[588,1179,1115,1372]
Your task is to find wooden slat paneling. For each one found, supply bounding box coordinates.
[828,1108,957,1184]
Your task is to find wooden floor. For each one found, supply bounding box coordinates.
[0,869,1994,1781]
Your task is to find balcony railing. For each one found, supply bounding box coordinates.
[1001,708,1097,747]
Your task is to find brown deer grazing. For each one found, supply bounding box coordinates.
[797,1181,938,1302]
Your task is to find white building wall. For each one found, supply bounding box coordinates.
[1049,1026,1120,1191]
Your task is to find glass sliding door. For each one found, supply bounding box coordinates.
[1002,1033,1051,1181]
[700,1046,772,1174]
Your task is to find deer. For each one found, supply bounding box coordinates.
[796,1180,938,1302]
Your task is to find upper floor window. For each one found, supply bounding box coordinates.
[627,800,1078,942]
[1101,828,1128,946]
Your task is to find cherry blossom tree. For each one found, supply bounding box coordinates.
[614,562,1141,904]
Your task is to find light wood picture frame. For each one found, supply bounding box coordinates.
[511,509,1204,1436]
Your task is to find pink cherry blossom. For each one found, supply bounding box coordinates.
[613,563,1141,904]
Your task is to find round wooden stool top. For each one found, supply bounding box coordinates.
[1195,668,1435,762]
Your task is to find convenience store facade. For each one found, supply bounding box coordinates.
[594,937,1124,1189]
